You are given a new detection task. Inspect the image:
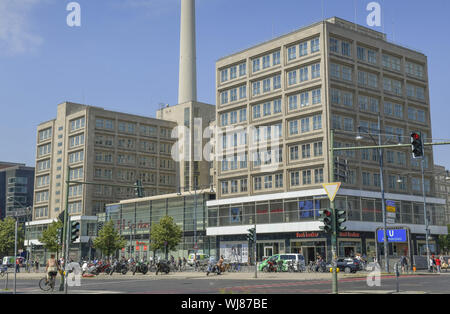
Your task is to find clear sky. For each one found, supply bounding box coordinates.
[0,0,449,170]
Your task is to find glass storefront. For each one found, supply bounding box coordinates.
[209,196,448,228]
[105,192,214,260]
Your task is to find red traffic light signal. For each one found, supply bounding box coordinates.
[410,132,424,158]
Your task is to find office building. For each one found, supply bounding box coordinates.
[208,17,447,263]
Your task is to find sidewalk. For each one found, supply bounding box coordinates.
[1,270,446,281]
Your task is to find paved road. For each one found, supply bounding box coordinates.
[2,272,448,294]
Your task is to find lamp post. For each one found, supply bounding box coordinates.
[7,198,32,272]
[177,184,215,256]
[356,114,389,273]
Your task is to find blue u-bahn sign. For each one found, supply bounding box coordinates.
[377,229,407,243]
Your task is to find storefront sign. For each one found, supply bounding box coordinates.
[377,229,407,243]
[339,232,360,238]
[295,232,320,238]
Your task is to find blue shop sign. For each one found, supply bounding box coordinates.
[377,229,407,243]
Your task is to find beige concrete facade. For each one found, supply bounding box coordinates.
[434,165,450,223]
[33,102,177,220]
[215,17,435,200]
[157,101,216,191]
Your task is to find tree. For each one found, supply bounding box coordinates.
[39,220,63,256]
[150,216,182,260]
[0,217,24,256]
[93,220,126,258]
[437,224,450,255]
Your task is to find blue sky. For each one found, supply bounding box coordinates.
[0,0,449,170]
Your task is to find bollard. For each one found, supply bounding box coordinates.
[395,263,400,293]
[4,272,9,290]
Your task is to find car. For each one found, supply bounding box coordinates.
[187,253,210,266]
[335,258,360,273]
[258,254,305,272]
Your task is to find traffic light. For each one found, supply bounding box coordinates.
[335,209,347,232]
[319,209,333,233]
[134,180,144,198]
[410,132,424,158]
[70,221,80,243]
[57,227,63,244]
[246,228,256,243]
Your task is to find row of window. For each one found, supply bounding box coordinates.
[220,85,247,105]
[287,37,320,61]
[38,143,51,157]
[69,133,85,148]
[220,108,247,126]
[287,63,321,86]
[220,62,247,83]
[38,128,52,142]
[289,142,323,161]
[333,38,425,80]
[70,117,85,132]
[95,118,171,139]
[252,51,281,73]
[35,190,49,203]
[288,114,322,135]
[36,175,50,188]
[288,88,321,111]
[94,135,172,154]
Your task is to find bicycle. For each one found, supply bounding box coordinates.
[39,272,57,291]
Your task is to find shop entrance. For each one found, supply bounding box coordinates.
[303,247,316,263]
[343,246,356,258]
[264,247,273,257]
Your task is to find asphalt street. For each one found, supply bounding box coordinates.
[2,272,449,294]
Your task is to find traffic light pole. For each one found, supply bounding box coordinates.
[59,166,70,292]
[329,130,338,294]
[421,154,431,271]
[254,222,257,279]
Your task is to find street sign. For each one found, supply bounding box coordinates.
[322,182,341,202]
[387,212,396,219]
[377,229,407,242]
[386,200,396,213]
[386,218,396,224]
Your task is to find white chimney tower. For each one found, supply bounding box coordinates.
[178,0,197,104]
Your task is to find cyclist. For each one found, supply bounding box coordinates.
[46,254,59,284]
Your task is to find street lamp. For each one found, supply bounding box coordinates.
[355,114,390,273]
[176,184,215,257]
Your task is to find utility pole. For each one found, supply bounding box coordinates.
[377,114,389,273]
[421,153,431,271]
[254,222,257,279]
[14,214,18,295]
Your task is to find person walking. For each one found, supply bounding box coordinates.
[400,255,408,273]
[435,256,441,273]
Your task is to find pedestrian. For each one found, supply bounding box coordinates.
[435,257,441,273]
[35,260,39,272]
[178,257,183,272]
[429,255,435,272]
[15,258,20,273]
[400,255,408,273]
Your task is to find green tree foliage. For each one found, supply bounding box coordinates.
[0,217,24,256]
[93,220,126,257]
[437,224,450,255]
[39,220,63,254]
[150,216,182,259]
